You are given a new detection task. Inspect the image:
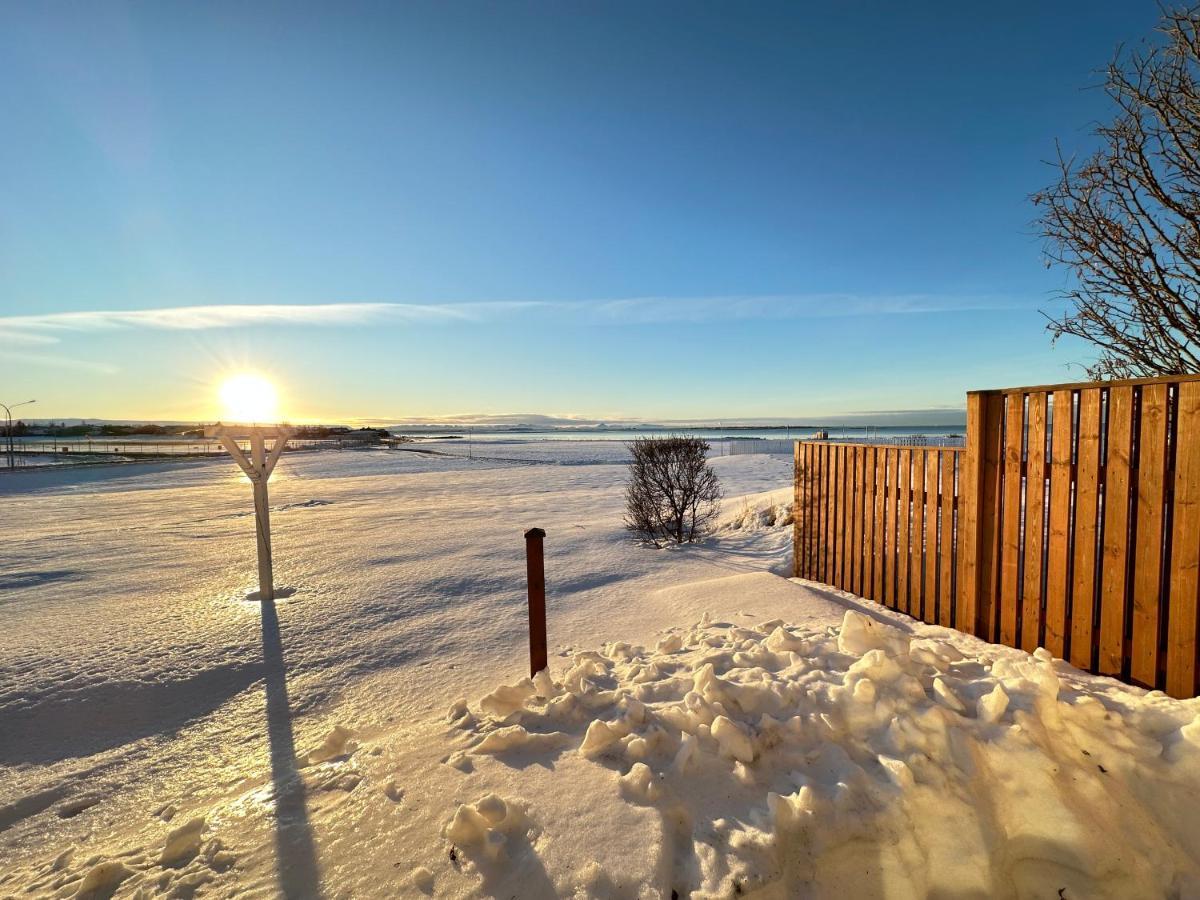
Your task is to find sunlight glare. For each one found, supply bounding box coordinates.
[219,373,280,423]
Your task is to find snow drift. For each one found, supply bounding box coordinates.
[447,576,1200,898]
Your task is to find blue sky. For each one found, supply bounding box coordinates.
[0,1,1163,423]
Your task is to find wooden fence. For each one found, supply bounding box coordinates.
[794,444,965,628]
[794,374,1200,699]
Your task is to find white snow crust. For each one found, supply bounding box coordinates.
[2,443,1199,898]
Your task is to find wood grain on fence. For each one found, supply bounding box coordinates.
[794,373,1200,699]
[796,444,962,629]
[923,451,939,625]
[1022,392,1048,652]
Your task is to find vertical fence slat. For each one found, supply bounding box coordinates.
[939,451,955,627]
[822,443,832,584]
[911,450,927,621]
[1070,389,1102,670]
[844,448,854,595]
[830,448,840,588]
[1099,387,1133,675]
[1000,393,1025,647]
[1167,382,1200,698]
[898,448,912,615]
[885,448,899,609]
[811,444,820,578]
[873,447,886,604]
[860,446,873,601]
[808,442,819,580]
[811,446,820,580]
[842,447,853,593]
[852,446,864,595]
[1045,389,1074,659]
[844,447,852,592]
[825,443,836,587]
[842,444,853,592]
[807,443,818,579]
[862,447,876,601]
[1022,392,1048,652]
[924,450,940,624]
[1132,384,1168,688]
[960,392,1003,638]
[856,447,869,596]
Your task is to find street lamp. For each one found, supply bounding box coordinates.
[1,400,36,469]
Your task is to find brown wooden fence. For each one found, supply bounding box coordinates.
[794,373,1200,699]
[794,444,965,628]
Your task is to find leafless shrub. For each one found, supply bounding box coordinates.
[624,436,722,546]
[1034,5,1200,379]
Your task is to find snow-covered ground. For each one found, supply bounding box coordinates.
[1,442,1199,898]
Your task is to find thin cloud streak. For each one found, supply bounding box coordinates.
[0,302,538,344]
[591,294,1036,324]
[0,293,1029,346]
[4,352,120,374]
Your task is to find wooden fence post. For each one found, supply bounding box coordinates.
[525,528,548,677]
[959,391,1005,640]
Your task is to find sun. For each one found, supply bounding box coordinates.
[218,373,280,423]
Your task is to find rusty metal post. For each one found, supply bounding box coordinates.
[525,528,547,677]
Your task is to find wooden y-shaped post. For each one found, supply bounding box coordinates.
[207,425,295,601]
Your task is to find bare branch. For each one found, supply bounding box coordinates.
[1035,5,1200,378]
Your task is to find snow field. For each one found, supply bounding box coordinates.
[3,443,1199,898]
[0,445,794,897]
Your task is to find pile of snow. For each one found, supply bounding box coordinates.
[720,486,793,532]
[446,584,1200,898]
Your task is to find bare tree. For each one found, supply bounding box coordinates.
[1033,5,1200,379]
[624,436,722,546]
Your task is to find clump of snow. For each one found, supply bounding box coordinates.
[74,860,132,898]
[159,815,205,866]
[721,487,794,532]
[479,679,537,719]
[409,865,435,893]
[297,724,357,767]
[443,793,531,862]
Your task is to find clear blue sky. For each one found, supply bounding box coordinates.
[0,1,1163,423]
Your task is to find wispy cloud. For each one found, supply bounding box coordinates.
[591,294,1034,324]
[0,301,545,345]
[0,330,59,346]
[0,293,1027,347]
[3,352,120,374]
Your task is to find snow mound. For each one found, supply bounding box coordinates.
[297,724,357,767]
[721,487,794,532]
[159,815,206,866]
[451,592,1200,897]
[75,860,132,898]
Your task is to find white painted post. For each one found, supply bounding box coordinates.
[251,433,274,601]
[207,425,295,602]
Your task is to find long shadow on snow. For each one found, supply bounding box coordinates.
[0,662,264,766]
[260,598,323,899]
[0,569,82,591]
